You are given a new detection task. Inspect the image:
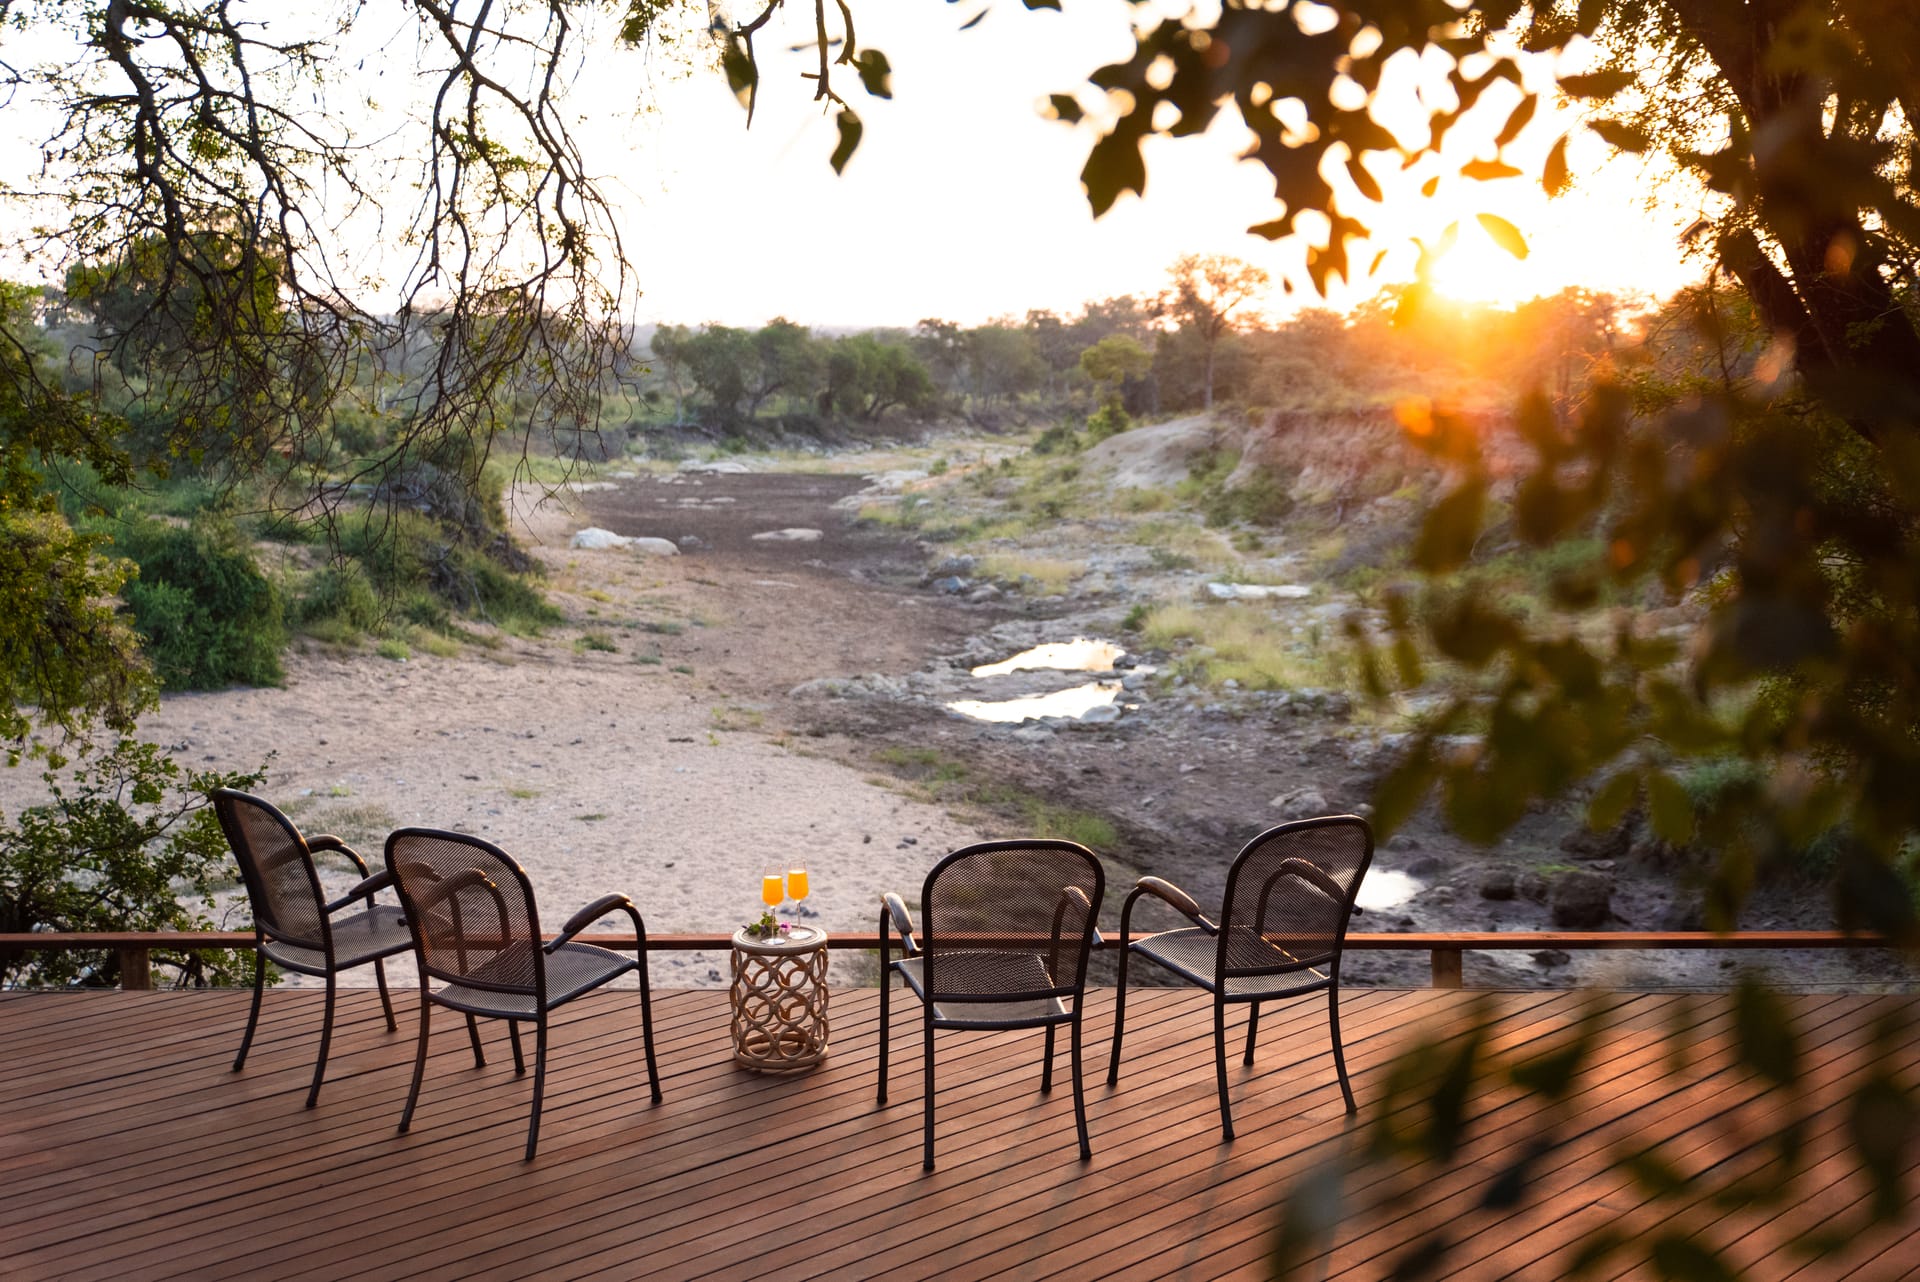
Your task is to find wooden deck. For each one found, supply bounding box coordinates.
[3,986,1916,1280]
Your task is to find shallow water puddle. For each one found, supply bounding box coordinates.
[948,681,1123,723]
[1354,869,1422,911]
[971,638,1125,678]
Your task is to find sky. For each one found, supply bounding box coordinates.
[0,1,1707,333]
[586,2,1706,330]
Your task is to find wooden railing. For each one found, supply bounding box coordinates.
[0,929,1892,990]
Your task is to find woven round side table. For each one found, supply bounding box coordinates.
[729,925,830,1073]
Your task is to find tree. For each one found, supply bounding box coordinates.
[745,318,822,418]
[1078,333,1152,406]
[821,334,934,422]
[1158,255,1269,411]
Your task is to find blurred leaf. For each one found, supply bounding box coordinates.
[1048,93,1084,124]
[1420,175,1440,197]
[1389,1234,1452,1278]
[1494,93,1537,148]
[1476,213,1529,259]
[1373,741,1442,839]
[852,49,892,99]
[1348,156,1384,202]
[1646,771,1696,845]
[1559,69,1637,98]
[1461,158,1524,181]
[1589,118,1650,152]
[1587,770,1640,833]
[720,33,758,110]
[1543,134,1571,195]
[1733,977,1800,1087]
[1569,1229,1626,1275]
[829,109,862,174]
[1413,479,1487,573]
[1649,1235,1736,1281]
[1269,1155,1349,1278]
[1625,1147,1689,1197]
[1481,1139,1554,1208]
[1082,128,1147,216]
[1022,0,1062,8]
[1851,1072,1917,1221]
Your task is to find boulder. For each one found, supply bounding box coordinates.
[1270,787,1329,819]
[1549,870,1613,928]
[569,527,631,550]
[1205,582,1312,601]
[629,537,681,556]
[751,528,823,542]
[1479,869,1517,901]
[1518,871,1551,903]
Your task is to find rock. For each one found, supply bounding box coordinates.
[1121,672,1151,691]
[1560,817,1635,862]
[1076,704,1122,725]
[1205,582,1312,601]
[1012,726,1054,743]
[751,527,823,542]
[677,534,706,549]
[1659,900,1705,931]
[965,586,1001,604]
[680,459,752,474]
[932,576,970,595]
[1531,949,1572,969]
[1479,870,1517,901]
[1408,853,1446,876]
[1270,787,1329,819]
[1549,870,1613,928]
[569,527,631,550]
[1518,871,1551,903]
[929,555,977,578]
[629,537,681,556]
[1388,833,1421,851]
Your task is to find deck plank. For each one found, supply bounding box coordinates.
[2,987,1916,1281]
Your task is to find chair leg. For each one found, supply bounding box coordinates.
[306,972,337,1109]
[374,958,397,1032]
[525,1015,549,1162]
[639,962,663,1103]
[921,1010,936,1172]
[1070,1011,1091,1162]
[233,950,266,1072]
[1040,1023,1056,1094]
[877,966,892,1106]
[1106,942,1131,1088]
[508,1021,526,1075]
[465,1013,486,1069]
[399,993,431,1134]
[1244,1001,1261,1066]
[1329,986,1357,1115]
[1213,997,1235,1141]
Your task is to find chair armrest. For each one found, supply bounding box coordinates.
[1058,884,1103,947]
[325,868,394,915]
[1136,876,1203,921]
[881,892,918,956]
[548,893,641,954]
[1277,858,1345,903]
[308,835,370,876]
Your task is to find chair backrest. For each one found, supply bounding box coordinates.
[919,839,1104,1003]
[384,828,545,1001]
[212,789,329,951]
[1215,815,1373,981]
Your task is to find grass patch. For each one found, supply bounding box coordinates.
[575,813,608,822]
[711,705,765,731]
[575,632,618,653]
[505,785,541,800]
[671,664,695,675]
[980,554,1080,596]
[1140,602,1344,691]
[375,638,410,661]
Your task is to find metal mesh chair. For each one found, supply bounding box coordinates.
[383,827,662,1161]
[213,788,411,1108]
[1107,815,1373,1139]
[878,839,1105,1170]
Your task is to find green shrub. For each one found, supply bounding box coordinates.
[297,561,383,635]
[1085,402,1131,443]
[116,517,285,690]
[0,738,265,988]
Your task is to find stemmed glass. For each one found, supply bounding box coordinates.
[787,864,810,933]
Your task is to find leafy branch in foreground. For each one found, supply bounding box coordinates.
[0,738,267,989]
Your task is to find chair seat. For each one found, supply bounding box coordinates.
[262,903,412,975]
[1132,926,1332,998]
[433,942,636,1018]
[896,953,1069,1027]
